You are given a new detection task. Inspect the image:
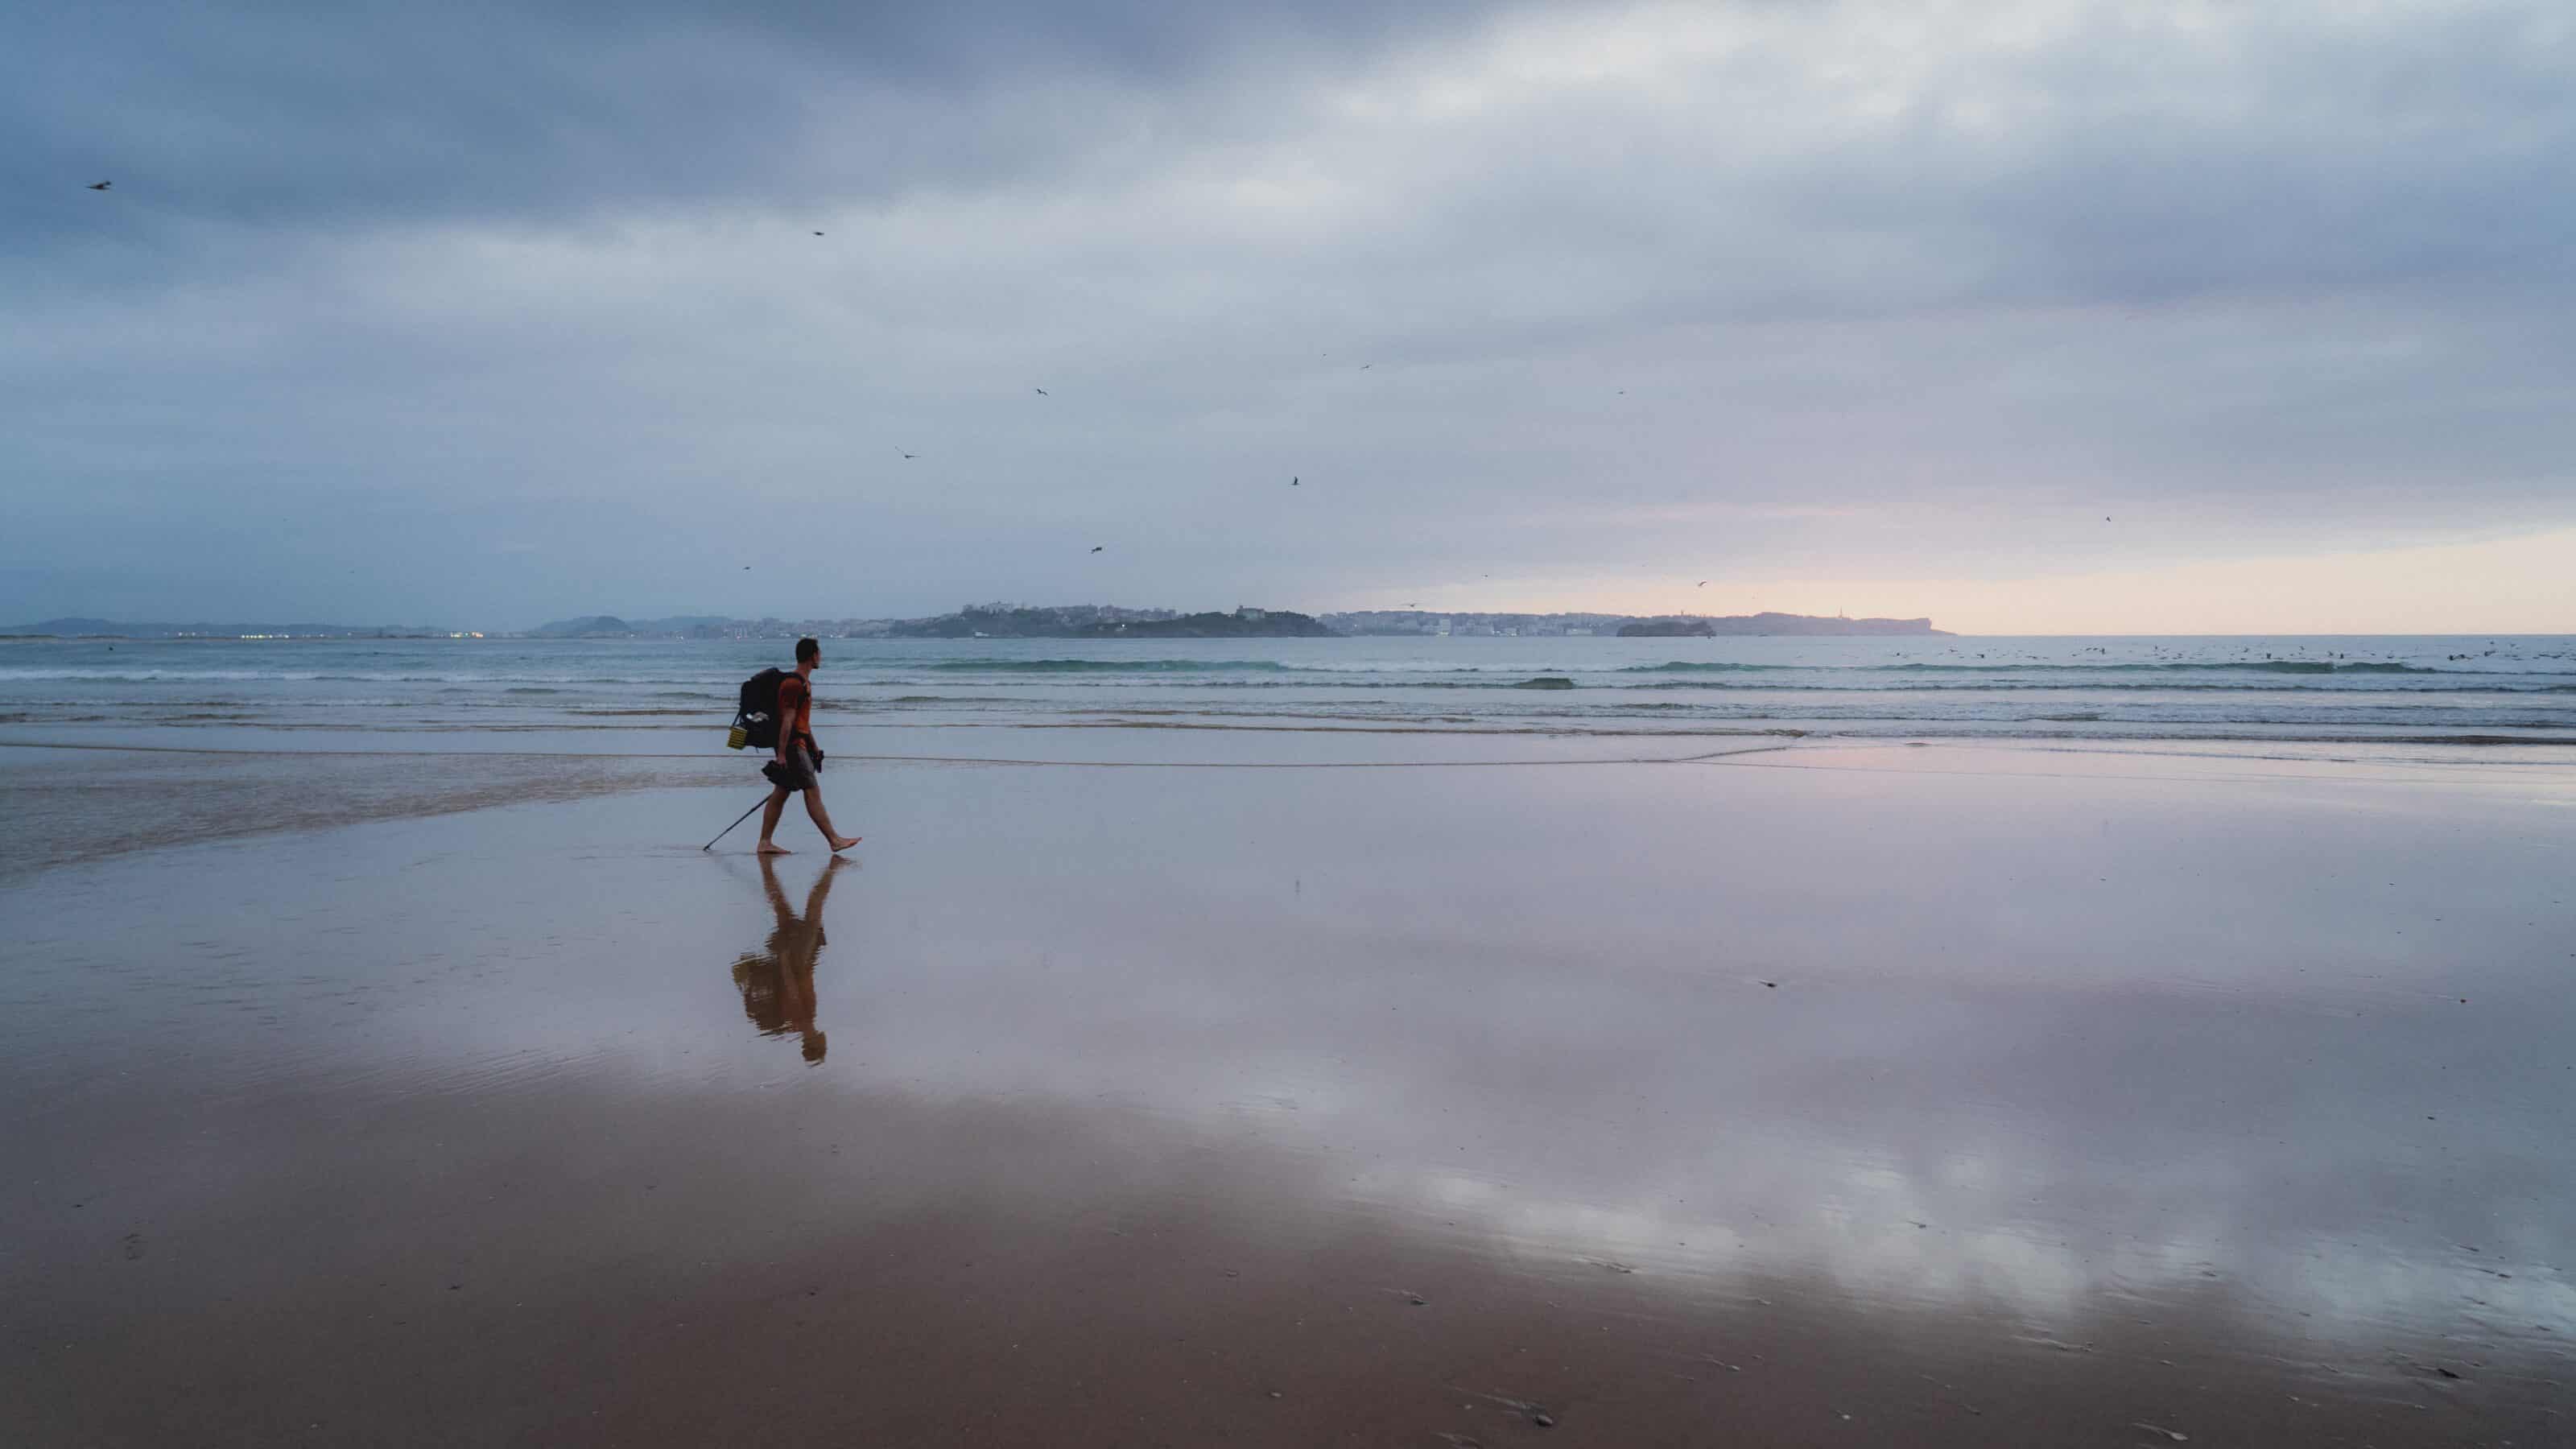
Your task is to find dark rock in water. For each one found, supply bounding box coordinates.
[1513,676,1576,690]
[529,614,636,638]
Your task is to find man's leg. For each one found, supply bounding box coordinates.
[800,786,861,852]
[756,784,794,854]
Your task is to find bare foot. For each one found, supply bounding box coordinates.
[828,835,861,852]
[758,841,792,855]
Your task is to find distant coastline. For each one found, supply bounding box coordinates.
[883,605,1334,639]
[1612,613,1942,638]
[3,605,1947,641]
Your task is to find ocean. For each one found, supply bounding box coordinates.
[3,633,2572,757]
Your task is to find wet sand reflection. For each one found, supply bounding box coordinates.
[6,751,2574,1445]
[728,856,843,1063]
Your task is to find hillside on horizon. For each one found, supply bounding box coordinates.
[8,608,1951,640]
[518,605,1946,638]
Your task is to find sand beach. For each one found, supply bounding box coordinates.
[5,732,2573,1444]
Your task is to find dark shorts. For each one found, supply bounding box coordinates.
[763,746,819,793]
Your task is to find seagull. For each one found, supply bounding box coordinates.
[900,451,917,460]
[1034,387,1050,396]
[1089,545,1104,553]
[87,180,111,191]
[1697,580,1707,587]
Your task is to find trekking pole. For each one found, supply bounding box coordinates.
[702,795,769,852]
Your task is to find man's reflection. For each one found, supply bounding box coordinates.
[731,854,844,1063]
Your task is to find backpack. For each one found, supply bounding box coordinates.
[731,667,789,749]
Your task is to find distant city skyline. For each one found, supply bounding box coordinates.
[9,2,2572,634]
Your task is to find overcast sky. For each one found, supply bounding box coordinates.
[9,0,2573,632]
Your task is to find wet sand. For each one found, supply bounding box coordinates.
[0,729,1785,884]
[5,742,2573,1444]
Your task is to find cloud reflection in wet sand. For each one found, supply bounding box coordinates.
[3,746,2572,1442]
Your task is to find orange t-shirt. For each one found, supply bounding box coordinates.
[777,673,811,746]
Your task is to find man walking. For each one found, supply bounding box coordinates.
[757,638,861,855]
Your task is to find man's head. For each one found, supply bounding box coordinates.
[795,638,820,672]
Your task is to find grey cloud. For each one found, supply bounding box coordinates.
[5,1,2574,621]
[6,0,1534,250]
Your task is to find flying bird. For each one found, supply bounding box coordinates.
[1034,387,1050,396]
[1697,580,1707,587]
[900,451,917,460]
[1290,476,1299,486]
[87,180,111,191]
[1089,545,1104,553]
[813,231,824,237]
[1360,364,1373,370]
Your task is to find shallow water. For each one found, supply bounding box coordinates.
[4,633,2572,752]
